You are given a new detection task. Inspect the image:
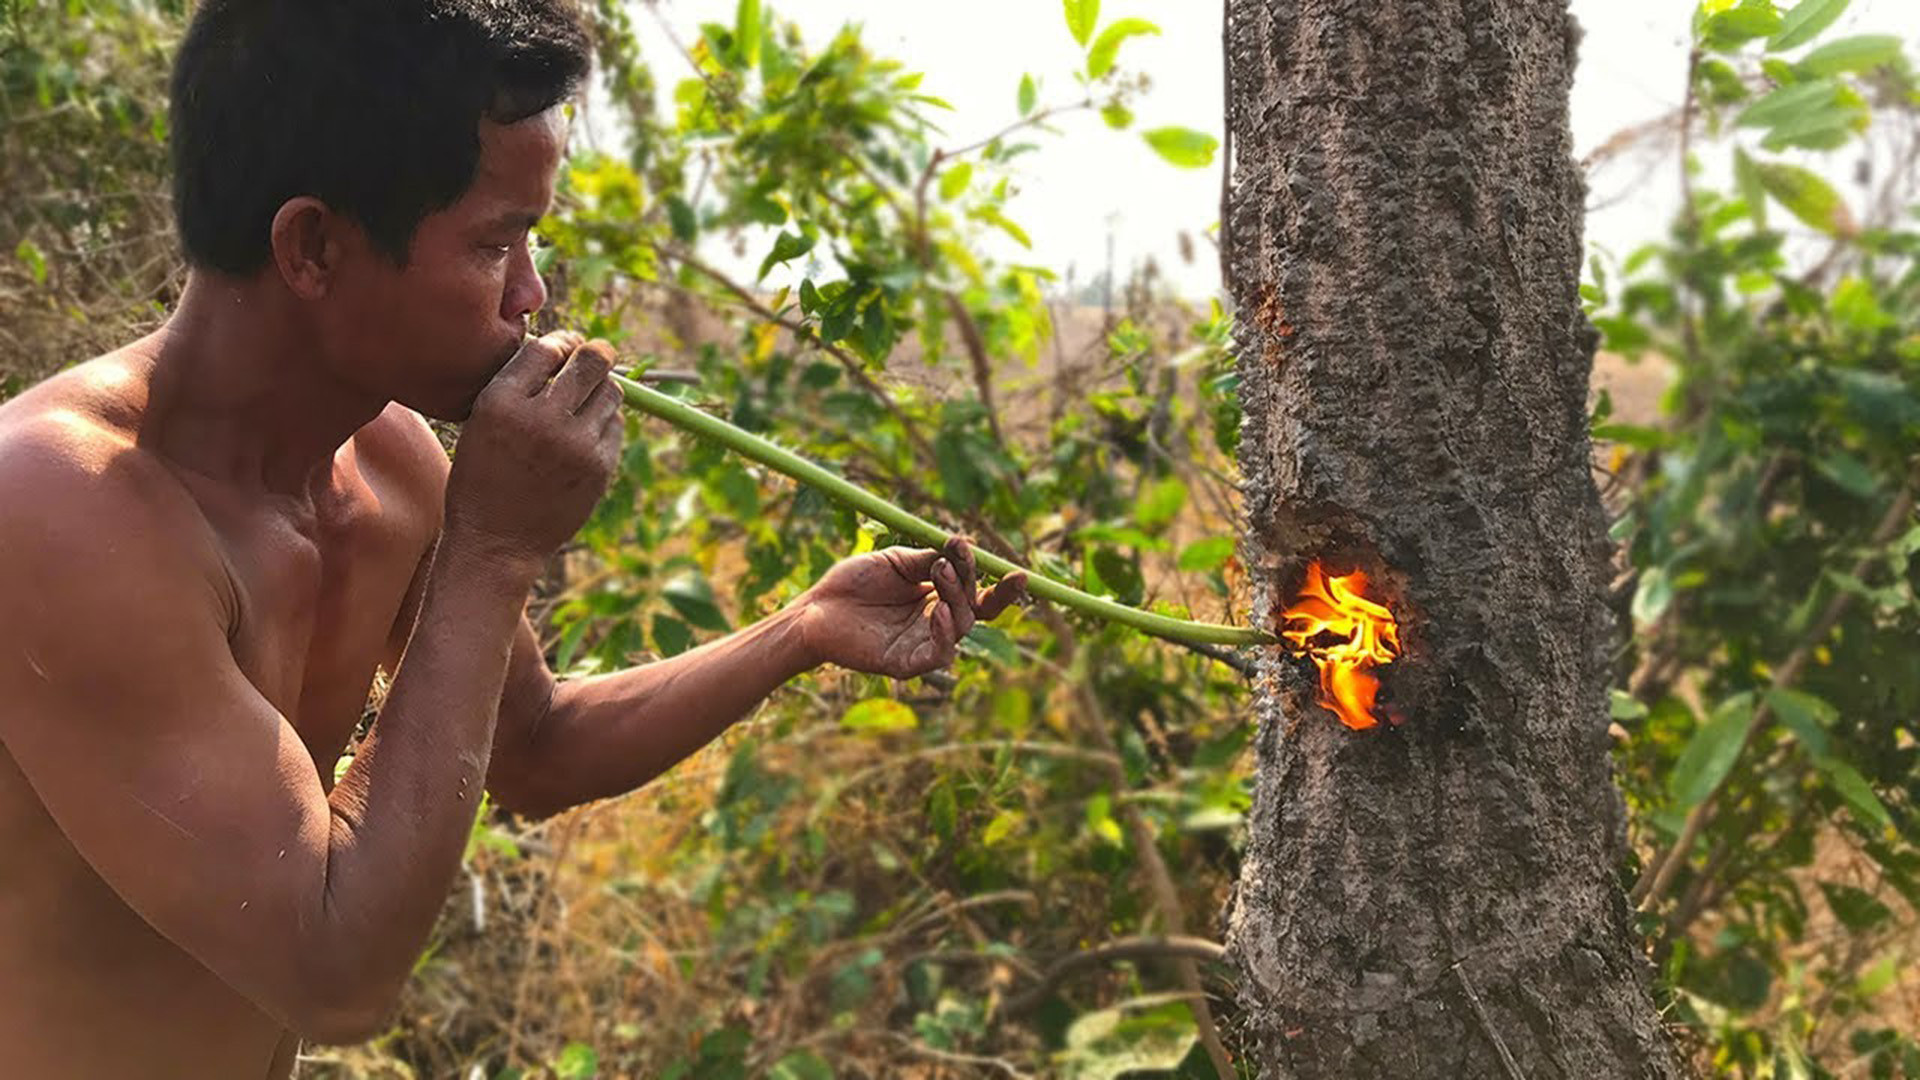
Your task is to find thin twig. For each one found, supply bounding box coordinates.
[1452,962,1527,1080]
[945,290,1011,456]
[1003,936,1228,1015]
[941,100,1095,163]
[877,1030,1035,1079]
[1675,47,1704,377]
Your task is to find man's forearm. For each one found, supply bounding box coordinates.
[316,527,539,1006]
[490,602,820,818]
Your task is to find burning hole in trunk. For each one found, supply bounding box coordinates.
[1279,561,1402,730]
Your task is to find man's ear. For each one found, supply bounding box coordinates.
[268,196,346,300]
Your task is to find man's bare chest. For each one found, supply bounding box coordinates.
[184,448,434,772]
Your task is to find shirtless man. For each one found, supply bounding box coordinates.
[0,2,1024,1076]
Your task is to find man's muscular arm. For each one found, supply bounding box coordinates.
[480,541,1023,820]
[0,334,621,1044]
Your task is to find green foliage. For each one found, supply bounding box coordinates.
[1594,3,1920,1073]
[0,0,179,371]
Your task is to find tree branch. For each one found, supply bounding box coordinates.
[1002,936,1228,1016]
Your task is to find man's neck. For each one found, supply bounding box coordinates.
[138,272,387,498]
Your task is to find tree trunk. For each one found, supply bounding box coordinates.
[1221,2,1684,1077]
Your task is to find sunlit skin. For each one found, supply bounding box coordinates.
[1280,563,1401,730]
[0,106,1022,1079]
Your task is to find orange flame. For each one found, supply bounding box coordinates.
[1280,563,1401,730]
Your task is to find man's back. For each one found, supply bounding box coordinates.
[0,344,443,1078]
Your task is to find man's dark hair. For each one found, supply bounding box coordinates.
[169,0,592,274]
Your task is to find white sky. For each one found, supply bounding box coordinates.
[620,1,1920,298]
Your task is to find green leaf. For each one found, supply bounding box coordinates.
[1085,547,1144,606]
[842,697,919,733]
[1814,755,1893,830]
[1059,996,1199,1080]
[961,623,1019,666]
[757,230,815,281]
[1759,107,1859,151]
[1101,101,1134,129]
[1819,880,1894,930]
[1668,692,1757,808]
[667,195,698,244]
[1753,161,1850,234]
[927,780,957,840]
[1830,276,1895,331]
[1178,536,1236,574]
[976,205,1032,249]
[1063,0,1100,48]
[1018,73,1038,117]
[1733,147,1768,229]
[14,239,47,286]
[981,809,1023,846]
[766,1050,833,1080]
[1765,688,1834,756]
[1703,5,1784,52]
[1087,18,1159,79]
[938,161,973,202]
[1610,690,1650,721]
[1084,792,1125,847]
[1697,58,1751,104]
[1769,0,1849,51]
[554,1042,599,1080]
[1814,450,1879,497]
[733,0,762,69]
[651,614,693,657]
[1141,127,1219,169]
[662,573,731,632]
[1593,422,1669,450]
[1133,476,1187,529]
[1855,953,1899,997]
[1632,564,1674,625]
[1798,33,1902,76]
[1736,79,1839,129]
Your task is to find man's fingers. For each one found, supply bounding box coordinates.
[926,602,958,671]
[544,339,617,412]
[943,535,978,601]
[491,331,581,396]
[975,570,1028,622]
[929,557,975,639]
[578,374,623,423]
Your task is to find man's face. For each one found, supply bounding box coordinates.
[327,106,567,421]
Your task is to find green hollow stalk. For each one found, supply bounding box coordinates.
[613,373,1275,649]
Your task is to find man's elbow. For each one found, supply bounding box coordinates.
[285,951,406,1045]
[486,762,569,822]
[293,994,398,1047]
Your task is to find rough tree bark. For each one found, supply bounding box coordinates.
[1221,2,1684,1077]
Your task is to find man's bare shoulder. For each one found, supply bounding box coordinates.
[0,382,234,632]
[353,403,450,517]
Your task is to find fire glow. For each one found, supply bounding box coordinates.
[1280,563,1402,730]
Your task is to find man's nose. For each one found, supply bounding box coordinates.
[504,242,548,322]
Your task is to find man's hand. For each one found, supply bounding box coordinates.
[797,536,1028,678]
[444,331,625,570]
